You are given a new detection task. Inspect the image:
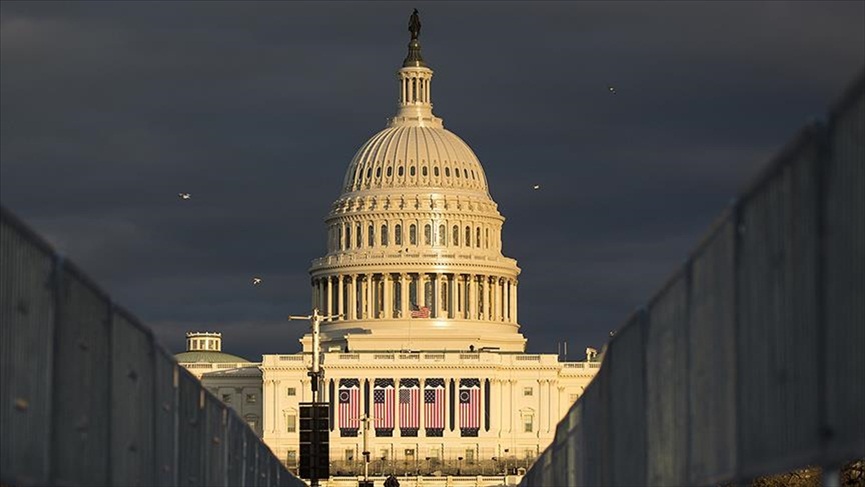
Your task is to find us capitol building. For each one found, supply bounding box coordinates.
[177,12,600,483]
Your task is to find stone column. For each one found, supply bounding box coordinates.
[434,273,442,318]
[311,279,317,310]
[337,275,344,319]
[468,275,476,320]
[538,379,547,434]
[448,274,456,319]
[493,277,500,322]
[417,273,425,309]
[383,273,392,319]
[492,379,501,435]
[513,281,518,323]
[348,275,357,320]
[484,277,490,321]
[400,273,409,319]
[365,274,372,319]
[326,276,333,317]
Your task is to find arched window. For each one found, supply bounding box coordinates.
[438,224,446,246]
[398,166,404,177]
[422,166,428,177]
[424,224,432,245]
[434,167,440,177]
[375,167,381,178]
[476,227,481,248]
[465,226,471,247]
[453,225,459,246]
[386,167,392,177]
[345,225,352,249]
[381,224,388,246]
[368,225,375,247]
[356,224,362,248]
[445,167,450,177]
[410,166,416,176]
[338,225,343,250]
[455,167,461,178]
[485,228,489,248]
[409,224,417,245]
[395,224,403,245]
[464,169,468,178]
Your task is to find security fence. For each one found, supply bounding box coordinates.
[0,208,306,486]
[520,70,864,486]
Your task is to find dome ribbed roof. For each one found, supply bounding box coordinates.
[175,350,251,363]
[342,125,489,195]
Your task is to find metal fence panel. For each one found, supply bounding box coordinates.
[688,217,737,484]
[245,420,261,487]
[51,267,112,485]
[607,312,647,487]
[646,274,689,486]
[153,346,179,486]
[736,132,822,477]
[258,441,272,486]
[566,402,582,487]
[580,364,607,486]
[227,412,246,487]
[204,394,228,486]
[0,212,55,486]
[110,310,155,486]
[824,78,865,461]
[178,370,204,486]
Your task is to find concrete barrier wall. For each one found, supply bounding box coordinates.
[519,70,865,486]
[0,208,307,487]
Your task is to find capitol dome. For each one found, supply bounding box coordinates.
[306,17,525,353]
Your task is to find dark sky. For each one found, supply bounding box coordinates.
[2,1,863,359]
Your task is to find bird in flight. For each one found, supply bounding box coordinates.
[532,184,541,190]
[607,85,617,95]
[252,277,262,286]
[178,192,191,200]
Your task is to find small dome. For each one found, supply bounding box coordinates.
[342,125,489,195]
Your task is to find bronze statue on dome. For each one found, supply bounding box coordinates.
[409,9,421,40]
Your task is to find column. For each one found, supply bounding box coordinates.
[365,274,372,319]
[349,275,357,320]
[493,277,500,322]
[492,379,502,435]
[311,279,317,310]
[434,273,442,318]
[417,273,425,309]
[400,273,409,319]
[326,276,333,317]
[468,275,477,320]
[383,273,392,319]
[506,379,515,434]
[337,275,344,319]
[448,274,456,319]
[538,379,547,434]
[508,280,515,323]
[481,276,490,320]
[513,281,518,323]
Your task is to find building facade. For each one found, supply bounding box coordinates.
[178,13,600,481]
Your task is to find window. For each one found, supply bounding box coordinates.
[246,393,257,404]
[245,414,259,431]
[422,166,428,177]
[344,449,354,462]
[221,393,232,403]
[410,166,416,176]
[409,224,417,245]
[434,166,439,177]
[405,448,415,458]
[395,224,403,245]
[287,413,297,433]
[464,169,469,178]
[356,224,362,248]
[523,387,533,396]
[424,224,432,245]
[455,167,461,178]
[453,225,459,246]
[368,225,374,247]
[287,450,297,466]
[287,387,296,396]
[381,224,388,246]
[345,225,352,249]
[465,226,471,247]
[376,167,381,178]
[338,226,344,250]
[398,165,404,177]
[445,167,450,177]
[476,228,481,248]
[380,449,389,461]
[466,449,475,465]
[524,416,534,433]
[366,168,371,179]
[438,224,446,246]
[386,166,392,177]
[485,228,489,248]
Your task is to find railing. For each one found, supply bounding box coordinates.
[519,71,865,486]
[0,208,305,487]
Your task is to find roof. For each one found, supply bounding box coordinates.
[174,350,251,364]
[202,366,262,378]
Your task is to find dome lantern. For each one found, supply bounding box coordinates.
[391,9,441,129]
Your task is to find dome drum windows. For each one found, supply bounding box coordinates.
[381,224,389,246]
[386,167,392,177]
[476,227,481,248]
[398,166,404,177]
[410,166,416,177]
[356,224,362,248]
[368,225,375,247]
[422,166,428,177]
[438,224,446,246]
[395,224,403,246]
[345,225,352,250]
[465,226,471,247]
[453,225,459,246]
[409,224,418,246]
[423,224,432,246]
